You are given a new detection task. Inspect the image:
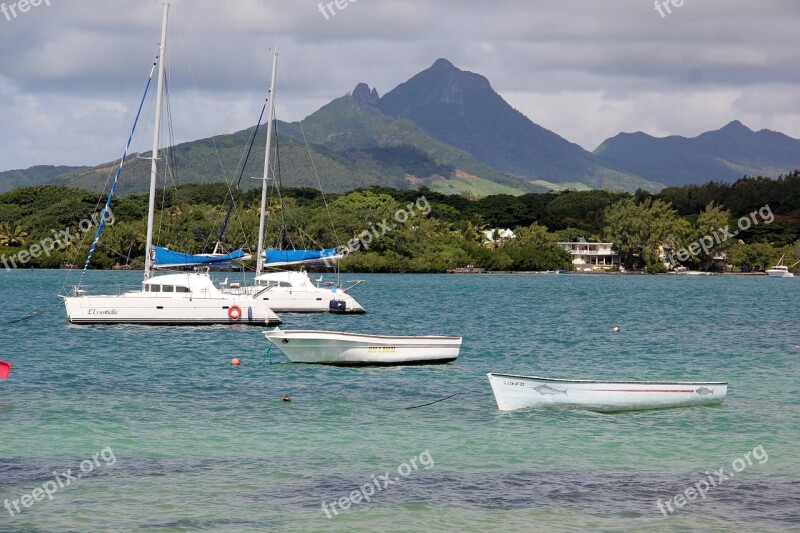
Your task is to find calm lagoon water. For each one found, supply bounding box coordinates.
[0,270,798,532]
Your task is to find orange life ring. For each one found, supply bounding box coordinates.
[228,305,242,320]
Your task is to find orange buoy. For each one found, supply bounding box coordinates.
[231,357,241,366]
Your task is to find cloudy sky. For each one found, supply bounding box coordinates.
[1,0,799,171]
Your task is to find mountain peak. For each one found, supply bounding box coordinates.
[378,58,493,114]
[431,58,456,70]
[351,83,380,106]
[719,120,752,133]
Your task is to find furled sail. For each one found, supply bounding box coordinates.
[154,246,249,268]
[264,248,343,267]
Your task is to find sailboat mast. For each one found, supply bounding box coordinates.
[256,51,278,277]
[143,2,169,280]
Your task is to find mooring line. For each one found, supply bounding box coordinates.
[6,302,61,324]
[404,376,487,410]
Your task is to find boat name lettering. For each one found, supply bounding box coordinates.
[367,346,396,353]
[503,381,525,387]
[88,309,119,315]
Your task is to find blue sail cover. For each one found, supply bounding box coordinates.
[154,246,248,268]
[264,248,342,267]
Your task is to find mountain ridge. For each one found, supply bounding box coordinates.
[374,58,663,192]
[3,59,797,196]
[594,120,800,186]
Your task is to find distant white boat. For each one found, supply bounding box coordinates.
[262,329,461,365]
[766,254,797,278]
[674,267,711,276]
[487,373,727,412]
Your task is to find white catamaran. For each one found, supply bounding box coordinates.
[219,51,365,314]
[63,3,281,326]
[766,253,797,278]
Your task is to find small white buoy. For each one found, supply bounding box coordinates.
[283,395,292,402]
[612,327,620,333]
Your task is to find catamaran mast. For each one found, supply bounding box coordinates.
[143,2,169,280]
[255,51,278,277]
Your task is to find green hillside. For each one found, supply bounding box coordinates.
[0,165,89,194]
[25,91,535,197]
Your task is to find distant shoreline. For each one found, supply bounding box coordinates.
[9,267,772,276]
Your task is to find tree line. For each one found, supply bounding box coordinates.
[0,171,798,273]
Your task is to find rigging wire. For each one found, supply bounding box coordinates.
[24,57,158,323]
[277,59,344,283]
[78,58,159,287]
[217,102,267,246]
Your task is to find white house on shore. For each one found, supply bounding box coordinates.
[482,228,516,247]
[557,237,619,272]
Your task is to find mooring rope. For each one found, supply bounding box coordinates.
[6,302,61,324]
[404,375,487,410]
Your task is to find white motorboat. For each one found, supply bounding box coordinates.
[766,254,797,278]
[62,4,281,327]
[262,329,461,365]
[487,373,727,412]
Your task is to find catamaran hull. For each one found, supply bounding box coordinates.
[254,293,365,314]
[224,271,366,313]
[64,295,282,326]
[262,329,461,365]
[766,270,794,278]
[487,373,727,412]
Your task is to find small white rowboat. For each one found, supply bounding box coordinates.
[487,373,727,412]
[262,329,461,366]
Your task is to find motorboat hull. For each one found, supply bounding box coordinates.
[262,329,461,365]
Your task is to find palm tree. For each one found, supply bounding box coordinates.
[459,217,487,244]
[0,221,9,245]
[0,222,28,247]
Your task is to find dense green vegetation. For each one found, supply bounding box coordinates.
[0,172,798,273]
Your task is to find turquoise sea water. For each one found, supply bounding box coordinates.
[0,270,798,532]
